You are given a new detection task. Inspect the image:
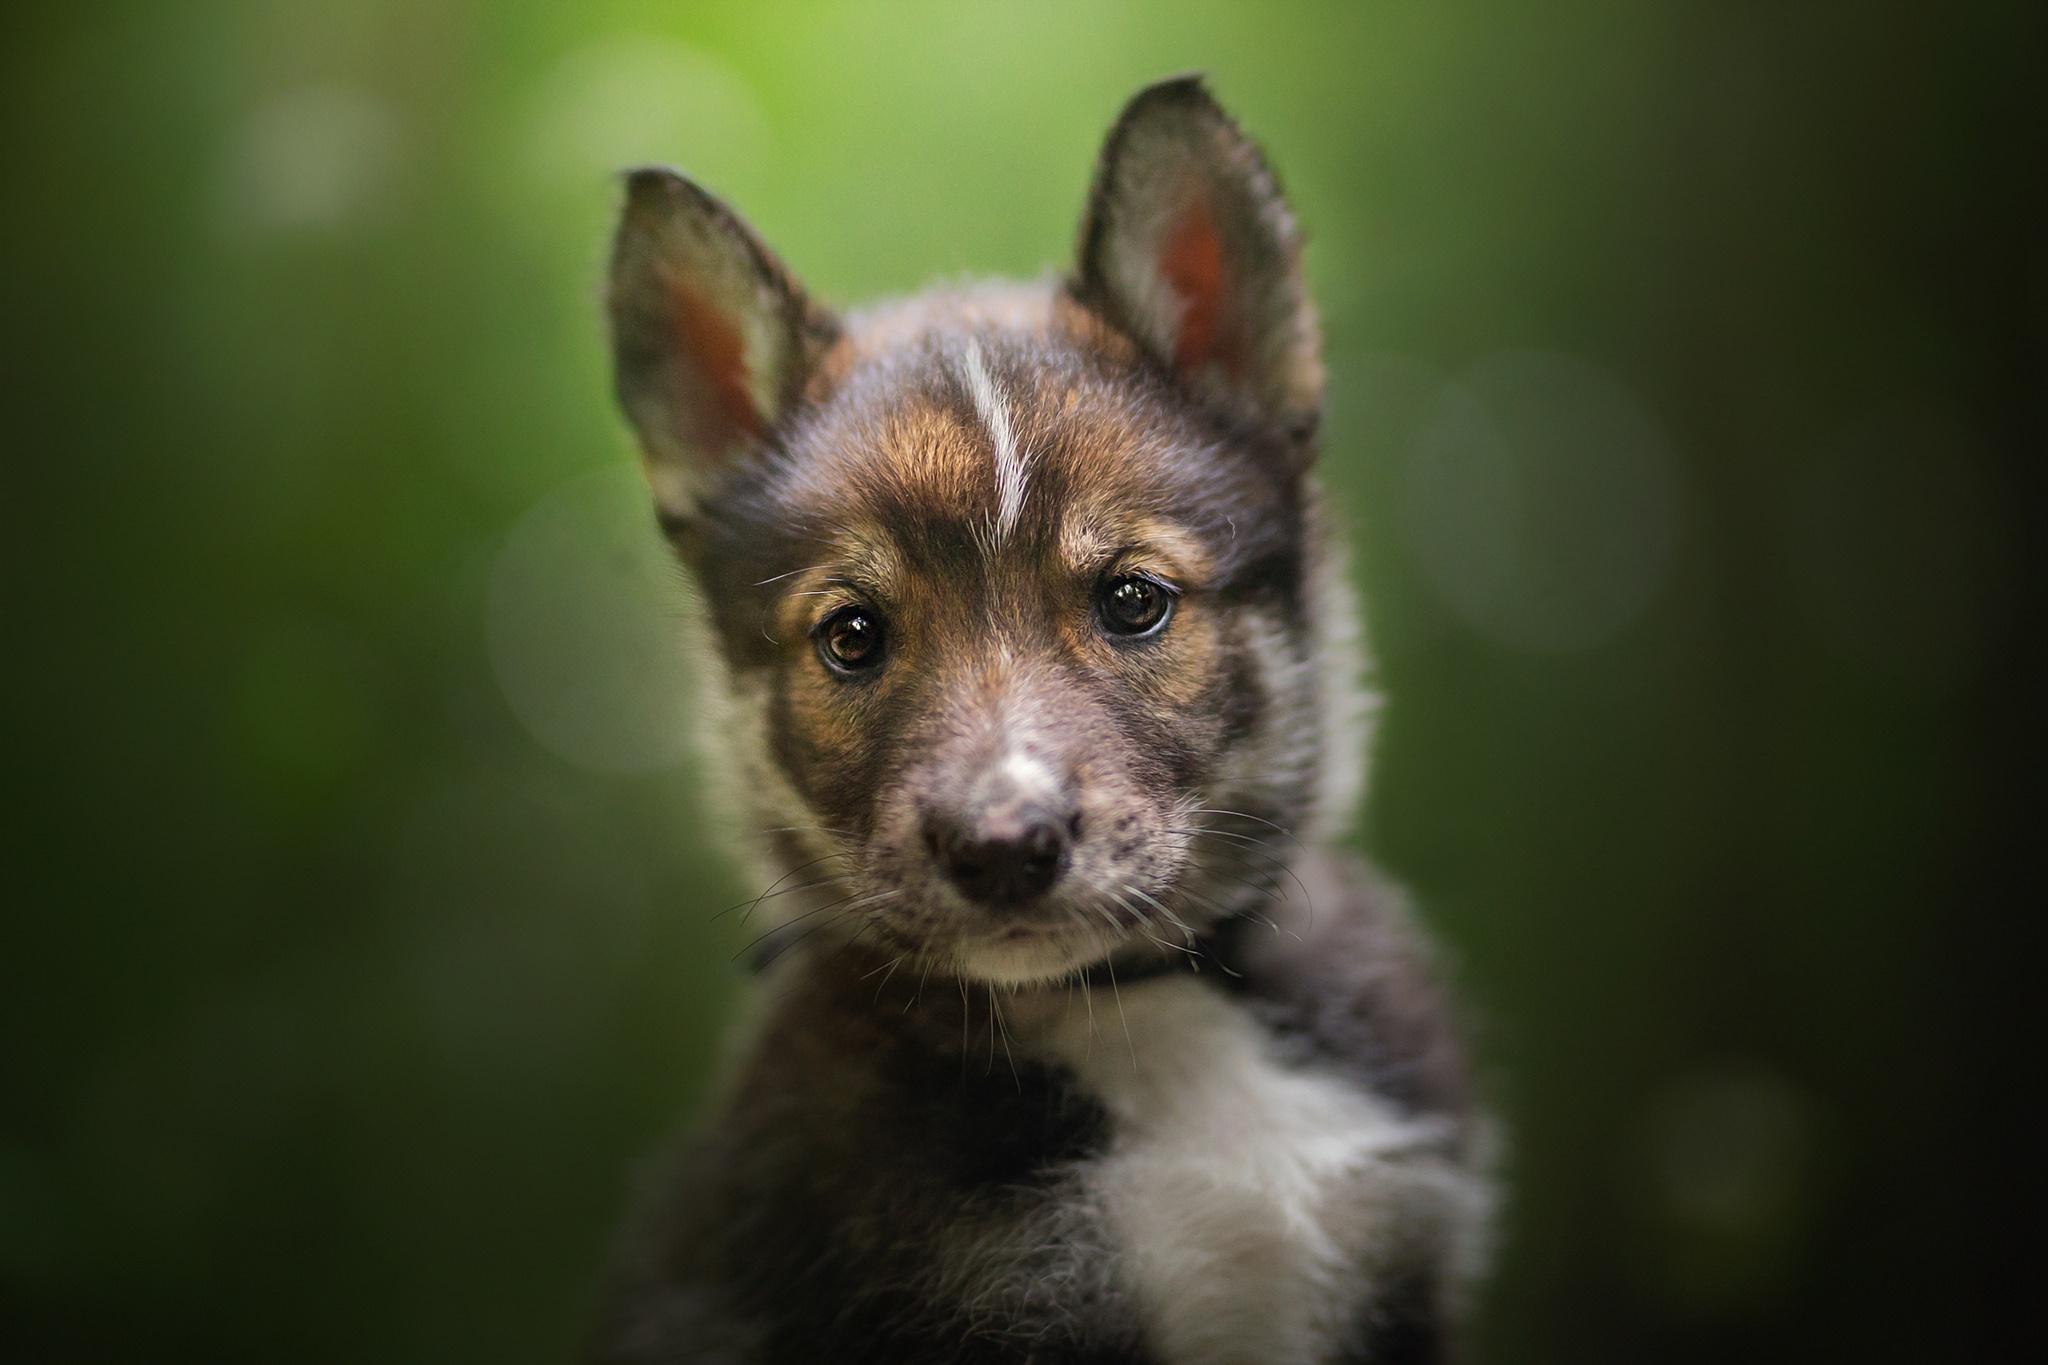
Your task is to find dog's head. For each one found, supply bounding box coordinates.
[608,78,1357,983]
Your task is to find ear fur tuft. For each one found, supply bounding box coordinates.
[1074,75,1322,444]
[608,168,838,515]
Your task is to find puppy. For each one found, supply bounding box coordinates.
[588,75,1492,1365]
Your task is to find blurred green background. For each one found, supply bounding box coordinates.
[4,2,2039,1361]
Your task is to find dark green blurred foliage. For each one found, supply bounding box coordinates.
[4,2,2040,1361]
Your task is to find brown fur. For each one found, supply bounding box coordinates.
[589,76,1489,1364]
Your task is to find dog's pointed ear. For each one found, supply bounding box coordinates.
[1074,76,1321,444]
[608,168,839,516]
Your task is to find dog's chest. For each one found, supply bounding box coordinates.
[1041,978,1439,1365]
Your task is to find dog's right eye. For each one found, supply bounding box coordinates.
[815,607,886,674]
[1097,573,1176,638]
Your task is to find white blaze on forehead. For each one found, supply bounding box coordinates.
[961,338,1027,538]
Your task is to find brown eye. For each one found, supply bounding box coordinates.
[816,607,886,673]
[1098,573,1176,638]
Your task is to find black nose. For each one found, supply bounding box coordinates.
[927,811,1071,908]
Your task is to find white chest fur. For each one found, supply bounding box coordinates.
[1044,977,1462,1365]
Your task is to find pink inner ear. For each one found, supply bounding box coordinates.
[1159,197,1244,380]
[667,278,765,448]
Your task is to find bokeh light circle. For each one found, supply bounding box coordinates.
[487,463,696,774]
[1404,350,1681,652]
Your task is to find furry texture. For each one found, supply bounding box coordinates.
[589,76,1493,1364]
[960,338,1028,539]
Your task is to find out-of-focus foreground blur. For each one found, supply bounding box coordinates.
[4,3,2040,1361]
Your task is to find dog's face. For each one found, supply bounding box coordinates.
[608,79,1347,983]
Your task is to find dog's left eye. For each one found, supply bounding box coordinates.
[1098,573,1176,638]
[816,607,887,673]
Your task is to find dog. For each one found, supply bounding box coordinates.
[587,75,1492,1365]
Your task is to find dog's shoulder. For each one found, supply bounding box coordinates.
[1210,848,1477,1128]
[1033,886,1483,1365]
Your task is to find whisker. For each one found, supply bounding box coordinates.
[1173,829,1317,921]
[753,563,834,587]
[734,887,894,964]
[1105,958,1137,1075]
[748,823,859,842]
[741,907,851,971]
[1081,961,1097,1063]
[1167,826,1270,848]
[986,982,998,1077]
[733,896,849,962]
[816,907,897,976]
[1169,881,1239,917]
[991,988,1020,1090]
[716,851,855,923]
[1123,885,1195,943]
[1103,888,1147,936]
[1174,876,1290,940]
[1193,863,1284,897]
[908,954,936,1014]
[1187,807,1306,849]
[1088,895,1131,935]
[958,975,972,1079]
[1142,930,1201,958]
[726,875,852,927]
